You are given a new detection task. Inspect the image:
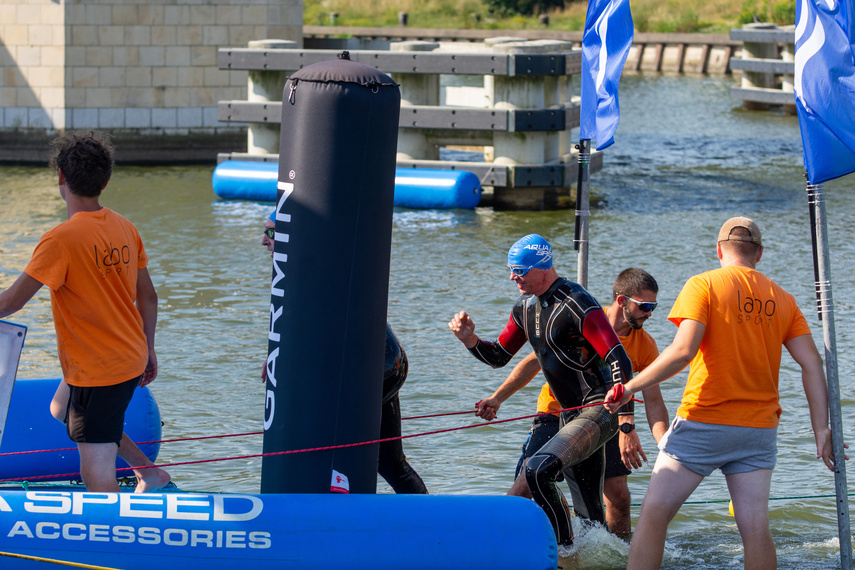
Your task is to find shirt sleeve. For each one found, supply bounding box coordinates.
[25,234,68,290]
[581,308,634,414]
[668,274,709,328]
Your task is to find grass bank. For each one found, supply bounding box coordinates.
[304,0,795,35]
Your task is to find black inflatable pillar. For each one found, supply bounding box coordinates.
[262,54,401,494]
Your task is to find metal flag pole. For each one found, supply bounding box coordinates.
[805,182,852,569]
[575,139,591,289]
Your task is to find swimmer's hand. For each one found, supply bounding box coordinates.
[603,384,630,413]
[475,398,499,421]
[449,311,478,349]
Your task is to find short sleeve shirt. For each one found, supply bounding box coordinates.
[536,327,659,414]
[25,208,149,387]
[668,266,811,428]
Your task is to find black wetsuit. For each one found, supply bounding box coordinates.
[379,323,428,494]
[468,277,632,545]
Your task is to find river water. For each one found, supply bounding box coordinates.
[1,73,853,568]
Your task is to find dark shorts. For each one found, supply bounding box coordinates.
[66,376,140,445]
[516,413,629,479]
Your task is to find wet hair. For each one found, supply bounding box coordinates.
[720,226,762,259]
[613,267,658,301]
[48,130,115,197]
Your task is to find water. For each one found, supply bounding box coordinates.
[1,73,853,568]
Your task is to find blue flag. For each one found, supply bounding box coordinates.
[580,0,634,150]
[795,0,855,184]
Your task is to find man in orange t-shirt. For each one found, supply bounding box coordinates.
[476,268,668,536]
[0,131,170,493]
[605,216,840,569]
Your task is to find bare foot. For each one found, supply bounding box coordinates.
[134,466,172,493]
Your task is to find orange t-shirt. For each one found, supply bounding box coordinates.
[25,208,149,387]
[536,327,659,414]
[669,266,811,428]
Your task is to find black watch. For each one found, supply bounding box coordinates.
[619,423,636,434]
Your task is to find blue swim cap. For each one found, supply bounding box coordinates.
[508,234,553,269]
[268,210,276,222]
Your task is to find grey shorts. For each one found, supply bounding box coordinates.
[658,416,777,477]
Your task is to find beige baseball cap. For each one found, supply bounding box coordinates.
[718,216,762,246]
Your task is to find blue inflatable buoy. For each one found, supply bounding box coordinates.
[212,161,481,209]
[0,378,161,483]
[211,160,279,202]
[394,168,481,209]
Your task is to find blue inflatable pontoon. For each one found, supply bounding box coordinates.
[212,161,482,210]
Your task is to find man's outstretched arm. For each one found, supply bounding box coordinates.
[0,273,43,318]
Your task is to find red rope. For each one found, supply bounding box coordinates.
[0,398,642,483]
[402,396,642,420]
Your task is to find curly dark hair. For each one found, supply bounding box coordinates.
[48,130,115,197]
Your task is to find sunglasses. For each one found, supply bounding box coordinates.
[626,297,657,313]
[263,228,275,239]
[507,263,541,277]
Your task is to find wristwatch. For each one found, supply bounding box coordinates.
[619,423,636,434]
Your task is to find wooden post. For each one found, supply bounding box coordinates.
[247,39,297,156]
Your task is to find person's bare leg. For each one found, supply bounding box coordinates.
[52,380,170,493]
[50,380,70,422]
[726,469,776,570]
[627,454,703,570]
[78,442,121,492]
[118,433,171,493]
[603,474,632,536]
[509,458,533,498]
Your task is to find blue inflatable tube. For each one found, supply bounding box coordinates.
[394,167,481,209]
[211,161,482,209]
[0,492,557,569]
[0,379,161,483]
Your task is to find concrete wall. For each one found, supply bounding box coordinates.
[0,0,302,162]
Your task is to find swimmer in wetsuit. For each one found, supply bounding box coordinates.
[380,323,428,494]
[449,234,632,545]
[262,213,426,494]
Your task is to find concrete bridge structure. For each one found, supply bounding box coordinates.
[1,1,780,175]
[0,0,301,162]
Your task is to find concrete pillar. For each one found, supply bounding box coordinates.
[780,25,796,115]
[482,37,527,162]
[247,39,297,156]
[488,40,571,165]
[391,41,440,161]
[488,40,574,210]
[740,23,779,111]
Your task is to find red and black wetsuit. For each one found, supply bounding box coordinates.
[468,277,632,545]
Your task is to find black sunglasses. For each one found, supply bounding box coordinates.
[263,228,275,239]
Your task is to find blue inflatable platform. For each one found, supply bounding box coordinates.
[212,160,482,210]
[0,378,161,483]
[0,492,557,569]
